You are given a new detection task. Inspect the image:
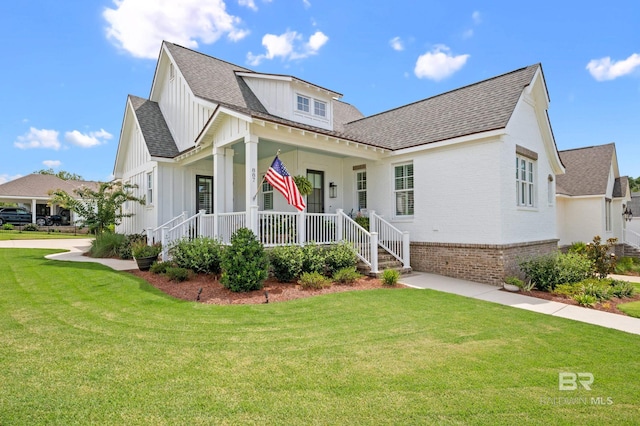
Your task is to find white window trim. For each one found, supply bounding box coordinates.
[294,92,329,121]
[516,155,536,209]
[605,199,612,232]
[146,171,154,207]
[356,170,367,211]
[393,162,414,218]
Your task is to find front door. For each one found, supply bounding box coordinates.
[306,170,324,213]
[196,175,213,214]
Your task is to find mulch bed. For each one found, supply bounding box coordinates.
[502,288,640,317]
[127,270,401,305]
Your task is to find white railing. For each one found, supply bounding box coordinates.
[217,212,246,244]
[306,213,338,244]
[258,211,299,246]
[624,229,640,249]
[146,211,187,245]
[160,211,201,260]
[338,209,378,273]
[370,211,410,269]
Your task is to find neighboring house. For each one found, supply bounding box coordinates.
[625,192,640,249]
[0,174,98,225]
[555,143,632,248]
[113,41,564,285]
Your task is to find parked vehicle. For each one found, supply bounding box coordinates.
[0,207,59,226]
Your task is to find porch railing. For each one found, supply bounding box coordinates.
[623,229,640,249]
[338,209,378,273]
[369,210,410,269]
[160,211,201,260]
[146,211,187,245]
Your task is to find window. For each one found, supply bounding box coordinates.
[297,95,310,113]
[516,156,535,207]
[169,63,175,80]
[314,100,326,117]
[356,171,367,210]
[394,163,414,216]
[605,199,612,232]
[262,178,273,210]
[146,171,153,205]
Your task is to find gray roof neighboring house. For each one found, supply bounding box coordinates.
[0,174,99,199]
[556,143,626,197]
[129,95,179,158]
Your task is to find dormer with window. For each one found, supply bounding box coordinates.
[237,72,339,131]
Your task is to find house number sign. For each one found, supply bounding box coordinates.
[251,168,256,183]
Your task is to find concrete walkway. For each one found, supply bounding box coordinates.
[2,239,640,335]
[400,272,640,336]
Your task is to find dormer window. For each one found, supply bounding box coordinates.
[296,93,327,119]
[314,100,326,117]
[297,95,310,113]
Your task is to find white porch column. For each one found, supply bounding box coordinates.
[245,135,259,235]
[31,199,36,224]
[213,147,226,215]
[225,148,234,211]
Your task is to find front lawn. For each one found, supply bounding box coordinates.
[1,248,639,424]
[0,230,91,240]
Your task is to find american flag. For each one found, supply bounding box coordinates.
[265,156,306,211]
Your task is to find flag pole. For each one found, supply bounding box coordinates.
[252,150,281,201]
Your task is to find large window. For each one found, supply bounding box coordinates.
[394,163,414,216]
[296,94,328,119]
[262,178,273,210]
[606,199,612,232]
[516,156,535,207]
[356,171,367,210]
[146,171,153,205]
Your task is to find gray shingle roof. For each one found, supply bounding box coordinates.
[341,64,541,150]
[0,174,99,198]
[556,144,615,196]
[613,176,628,198]
[129,95,179,158]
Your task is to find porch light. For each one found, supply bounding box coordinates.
[329,182,337,198]
[622,205,633,222]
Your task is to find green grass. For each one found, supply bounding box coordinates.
[1,248,640,424]
[0,230,91,240]
[618,301,640,318]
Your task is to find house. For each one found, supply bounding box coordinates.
[113,41,564,285]
[555,143,632,251]
[0,174,98,225]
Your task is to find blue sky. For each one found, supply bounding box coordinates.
[1,0,639,184]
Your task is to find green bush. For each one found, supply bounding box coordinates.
[301,242,326,275]
[2,223,14,230]
[269,245,303,282]
[325,242,358,276]
[354,215,369,231]
[573,293,598,307]
[22,223,38,232]
[382,269,400,286]
[90,233,127,258]
[580,279,612,301]
[298,271,332,289]
[614,257,640,275]
[150,261,172,274]
[585,236,617,279]
[519,252,591,291]
[553,283,583,297]
[332,267,362,284]
[116,233,146,259]
[165,267,190,282]
[567,241,587,255]
[170,237,223,275]
[221,228,268,292]
[610,280,636,298]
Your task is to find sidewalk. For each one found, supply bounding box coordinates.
[400,272,640,336]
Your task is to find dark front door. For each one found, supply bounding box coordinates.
[306,170,324,213]
[196,175,213,214]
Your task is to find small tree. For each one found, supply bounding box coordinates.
[585,236,618,279]
[35,168,84,181]
[221,228,268,292]
[49,181,144,234]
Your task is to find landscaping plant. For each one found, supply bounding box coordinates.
[298,271,332,289]
[170,237,223,275]
[269,245,303,282]
[301,242,326,275]
[325,241,358,276]
[165,267,190,282]
[519,252,591,291]
[585,235,618,278]
[221,228,268,292]
[332,267,362,284]
[382,269,400,286]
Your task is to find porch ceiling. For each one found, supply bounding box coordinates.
[230,138,349,164]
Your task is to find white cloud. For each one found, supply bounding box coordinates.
[14,128,61,150]
[103,0,249,59]
[0,174,23,184]
[472,11,481,25]
[65,129,113,148]
[247,30,328,65]
[414,45,469,81]
[586,53,640,81]
[42,160,62,168]
[389,36,404,51]
[302,0,311,8]
[238,0,257,11]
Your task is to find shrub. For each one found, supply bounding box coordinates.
[116,233,146,259]
[568,241,587,255]
[150,261,172,274]
[90,232,127,258]
[131,241,162,258]
[298,271,332,289]
[504,276,524,287]
[573,293,597,307]
[170,237,223,275]
[165,267,190,282]
[301,242,326,275]
[580,279,612,301]
[610,280,636,298]
[269,245,303,282]
[382,269,400,286]
[2,223,14,230]
[553,283,583,297]
[519,252,591,291]
[325,242,358,276]
[614,257,640,275]
[332,267,362,284]
[22,223,38,232]
[585,236,618,279]
[221,228,268,292]
[354,215,369,231]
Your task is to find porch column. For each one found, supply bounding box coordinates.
[225,148,234,211]
[213,147,226,214]
[31,199,36,224]
[245,135,259,235]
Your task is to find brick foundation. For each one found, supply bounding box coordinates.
[410,239,559,286]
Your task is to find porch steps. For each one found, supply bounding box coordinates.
[357,248,411,277]
[623,243,640,259]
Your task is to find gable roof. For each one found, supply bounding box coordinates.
[0,174,99,198]
[129,95,179,158]
[556,143,616,196]
[341,64,541,150]
[613,176,628,198]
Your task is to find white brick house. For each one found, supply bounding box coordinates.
[113,41,565,284]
